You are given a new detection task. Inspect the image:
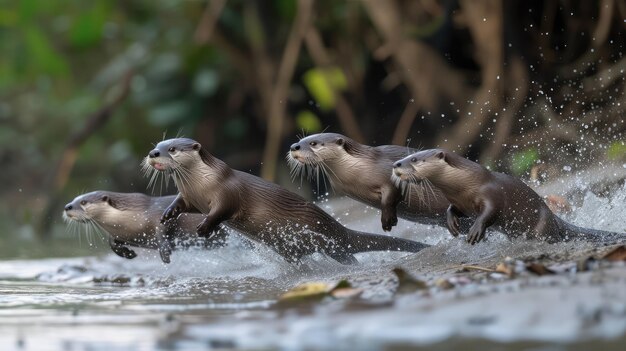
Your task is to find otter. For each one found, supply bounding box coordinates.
[144,138,429,264]
[288,133,454,231]
[63,191,229,263]
[392,149,625,244]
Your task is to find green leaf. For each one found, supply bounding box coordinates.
[274,0,296,20]
[607,141,626,160]
[24,26,69,76]
[68,3,107,49]
[295,110,322,133]
[510,148,538,176]
[0,9,18,26]
[18,0,38,23]
[303,67,348,111]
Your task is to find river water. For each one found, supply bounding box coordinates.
[1,180,625,350]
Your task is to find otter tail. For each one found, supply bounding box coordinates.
[558,218,626,243]
[343,231,430,254]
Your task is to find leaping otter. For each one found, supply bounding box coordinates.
[392,149,625,244]
[288,133,453,231]
[144,138,430,264]
[63,191,229,263]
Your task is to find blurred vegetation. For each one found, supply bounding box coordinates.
[0,0,625,245]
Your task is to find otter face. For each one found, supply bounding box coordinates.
[392,150,447,183]
[288,133,346,166]
[146,138,202,172]
[63,191,115,223]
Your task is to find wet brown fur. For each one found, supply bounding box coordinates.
[288,133,453,231]
[64,191,227,263]
[147,138,429,264]
[393,149,625,244]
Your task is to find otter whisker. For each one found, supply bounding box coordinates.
[314,162,322,197]
[173,168,193,195]
[145,166,161,194]
[286,153,304,185]
[89,218,109,244]
[319,159,341,191]
[417,175,436,209]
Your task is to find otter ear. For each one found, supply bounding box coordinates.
[435,151,446,161]
[101,195,109,202]
[336,138,344,146]
[192,143,201,151]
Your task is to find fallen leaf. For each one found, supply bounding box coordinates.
[434,278,454,290]
[495,262,515,277]
[601,246,626,261]
[525,263,555,276]
[279,280,352,302]
[460,265,496,273]
[392,268,428,294]
[330,287,363,299]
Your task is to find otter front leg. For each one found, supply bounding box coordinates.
[108,238,137,259]
[446,205,466,237]
[381,186,402,231]
[155,226,172,264]
[467,201,497,245]
[161,193,198,223]
[197,207,232,238]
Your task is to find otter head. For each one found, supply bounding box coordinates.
[63,191,117,223]
[146,138,203,172]
[392,149,448,183]
[288,133,349,166]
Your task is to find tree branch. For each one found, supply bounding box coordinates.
[260,0,314,181]
[304,27,365,143]
[38,72,133,237]
[392,99,421,146]
[194,0,227,45]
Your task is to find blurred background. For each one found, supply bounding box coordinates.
[1,0,625,257]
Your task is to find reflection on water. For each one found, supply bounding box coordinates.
[0,186,625,350]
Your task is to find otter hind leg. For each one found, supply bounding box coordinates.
[156,227,173,264]
[446,205,466,237]
[381,186,402,232]
[109,238,137,259]
[467,200,497,245]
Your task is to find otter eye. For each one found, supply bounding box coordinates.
[411,157,417,163]
[80,200,87,206]
[168,147,176,153]
[102,196,109,202]
[310,141,317,147]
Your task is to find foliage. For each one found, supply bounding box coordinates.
[510,148,539,176]
[0,0,624,240]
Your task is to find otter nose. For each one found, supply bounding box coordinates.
[149,149,160,158]
[290,143,300,151]
[394,162,402,168]
[64,204,73,211]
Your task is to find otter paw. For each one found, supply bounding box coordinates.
[381,214,398,232]
[113,246,137,259]
[159,247,171,264]
[446,215,461,237]
[467,224,486,245]
[160,205,181,224]
[196,219,216,237]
